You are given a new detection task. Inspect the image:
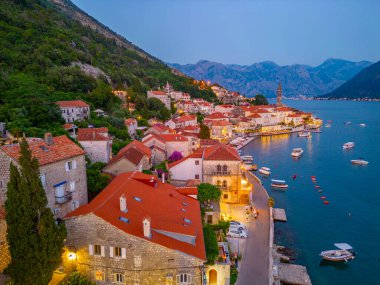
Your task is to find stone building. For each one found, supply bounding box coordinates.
[168,143,250,204]
[0,134,88,219]
[64,172,206,285]
[124,118,138,138]
[56,100,90,123]
[77,128,112,163]
[102,140,152,176]
[147,90,171,110]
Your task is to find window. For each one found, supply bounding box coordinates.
[114,273,124,283]
[176,274,191,285]
[134,255,142,268]
[95,271,105,281]
[114,247,122,258]
[216,165,221,172]
[71,201,79,211]
[94,245,101,255]
[195,160,199,165]
[65,160,76,171]
[53,208,60,216]
[216,180,221,187]
[40,174,46,186]
[223,194,228,199]
[69,181,75,192]
[195,174,199,179]
[223,165,228,173]
[184,218,192,224]
[223,180,228,188]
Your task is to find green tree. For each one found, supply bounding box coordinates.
[5,139,66,285]
[62,271,96,285]
[254,94,269,105]
[203,225,219,264]
[87,162,110,200]
[199,124,210,139]
[197,183,221,204]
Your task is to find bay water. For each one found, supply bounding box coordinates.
[241,100,380,285]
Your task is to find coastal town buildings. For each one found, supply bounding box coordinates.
[0,134,88,219]
[77,128,112,163]
[124,118,138,138]
[56,100,90,123]
[168,143,250,204]
[64,171,206,285]
[102,140,152,176]
[209,121,234,141]
[165,115,197,129]
[147,90,171,110]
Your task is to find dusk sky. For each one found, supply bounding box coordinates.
[71,0,380,66]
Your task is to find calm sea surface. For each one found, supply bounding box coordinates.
[241,100,380,285]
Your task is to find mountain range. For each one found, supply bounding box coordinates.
[321,61,380,99]
[170,59,372,98]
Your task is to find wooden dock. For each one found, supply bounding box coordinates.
[273,208,287,222]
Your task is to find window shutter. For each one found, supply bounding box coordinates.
[73,160,77,169]
[176,275,180,285]
[113,273,117,282]
[109,246,114,258]
[187,274,191,283]
[65,162,69,172]
[101,246,105,257]
[121,248,126,259]
[89,244,94,255]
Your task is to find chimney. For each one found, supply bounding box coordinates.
[120,194,127,212]
[44,133,54,146]
[143,217,151,238]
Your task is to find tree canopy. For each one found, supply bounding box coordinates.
[197,183,222,204]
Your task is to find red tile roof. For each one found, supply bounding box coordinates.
[77,128,109,141]
[56,100,89,108]
[247,113,262,119]
[175,115,197,123]
[203,143,241,161]
[175,187,198,196]
[205,112,229,120]
[151,124,171,133]
[124,118,137,126]
[118,140,151,157]
[107,140,151,167]
[211,121,232,127]
[0,136,85,166]
[63,124,76,130]
[65,172,206,261]
[150,90,166,95]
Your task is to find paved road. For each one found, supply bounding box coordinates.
[236,172,270,285]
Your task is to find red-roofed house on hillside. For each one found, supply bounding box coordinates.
[168,143,251,204]
[147,90,171,109]
[77,128,112,163]
[144,123,173,136]
[56,100,90,123]
[285,114,304,126]
[142,133,191,165]
[0,134,88,218]
[102,140,152,176]
[214,104,235,114]
[64,172,206,284]
[124,118,138,137]
[165,114,197,129]
[209,121,233,142]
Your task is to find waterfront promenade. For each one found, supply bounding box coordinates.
[236,171,270,285]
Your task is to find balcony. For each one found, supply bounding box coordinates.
[212,171,231,176]
[218,186,231,191]
[55,192,72,204]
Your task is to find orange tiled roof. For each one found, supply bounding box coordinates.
[124,118,137,126]
[150,90,166,95]
[203,143,240,161]
[65,172,206,261]
[175,187,198,196]
[211,121,232,127]
[0,136,85,166]
[77,128,109,141]
[56,100,89,108]
[63,124,76,130]
[248,113,262,119]
[205,112,228,120]
[119,140,151,157]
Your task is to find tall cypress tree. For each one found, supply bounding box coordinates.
[5,139,66,285]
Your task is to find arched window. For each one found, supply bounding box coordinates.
[217,165,221,173]
[216,180,221,187]
[223,165,228,173]
[222,180,227,188]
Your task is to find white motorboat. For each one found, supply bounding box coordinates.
[359,123,366,127]
[325,124,331,128]
[291,148,304,157]
[241,155,253,163]
[343,142,355,149]
[351,159,369,165]
[271,179,288,189]
[345,121,352,125]
[259,167,271,176]
[298,132,311,138]
[320,243,355,262]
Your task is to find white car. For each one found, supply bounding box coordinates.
[229,220,246,230]
[227,229,247,239]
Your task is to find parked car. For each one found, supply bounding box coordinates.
[229,220,247,229]
[227,229,247,239]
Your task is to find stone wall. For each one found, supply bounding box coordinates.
[65,214,204,285]
[79,140,111,163]
[0,211,10,273]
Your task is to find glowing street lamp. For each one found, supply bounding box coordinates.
[68,252,76,261]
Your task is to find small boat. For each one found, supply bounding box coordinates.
[291,148,304,157]
[325,124,331,128]
[241,155,253,164]
[359,123,366,127]
[320,243,355,262]
[271,179,288,189]
[343,142,355,149]
[298,132,311,138]
[259,167,271,176]
[351,159,369,165]
[345,121,352,125]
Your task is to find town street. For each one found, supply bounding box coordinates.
[236,172,270,285]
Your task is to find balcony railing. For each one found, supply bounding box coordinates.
[55,192,72,204]
[212,171,231,176]
[218,186,231,191]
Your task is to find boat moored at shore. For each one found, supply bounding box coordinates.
[259,167,271,176]
[351,159,369,165]
[298,132,311,138]
[271,179,288,189]
[343,142,355,149]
